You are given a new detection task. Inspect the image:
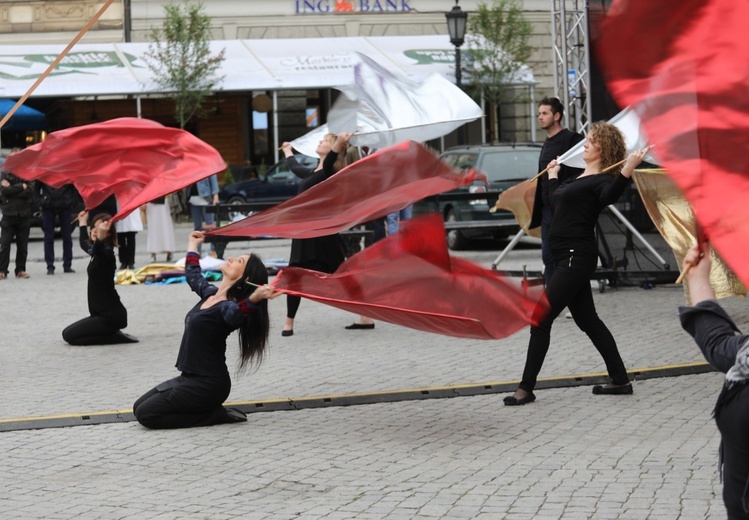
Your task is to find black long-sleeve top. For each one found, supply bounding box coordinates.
[174,252,256,377]
[78,225,127,328]
[679,300,746,374]
[287,151,345,270]
[529,129,584,229]
[548,172,629,257]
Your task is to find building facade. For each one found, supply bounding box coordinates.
[0,0,560,168]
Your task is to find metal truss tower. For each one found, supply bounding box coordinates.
[551,0,592,135]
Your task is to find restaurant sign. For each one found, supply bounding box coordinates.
[295,0,413,13]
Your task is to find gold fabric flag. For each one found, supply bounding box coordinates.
[632,169,745,303]
[494,179,541,238]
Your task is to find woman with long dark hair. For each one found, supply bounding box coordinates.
[63,211,138,345]
[504,121,648,405]
[133,231,277,429]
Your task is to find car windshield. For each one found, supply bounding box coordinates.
[480,150,538,183]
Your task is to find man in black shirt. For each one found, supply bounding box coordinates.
[529,98,584,285]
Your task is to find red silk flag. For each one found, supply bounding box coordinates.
[3,118,226,221]
[210,140,484,239]
[597,0,749,287]
[273,214,548,340]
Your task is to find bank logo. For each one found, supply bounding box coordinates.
[334,0,354,11]
[295,0,413,13]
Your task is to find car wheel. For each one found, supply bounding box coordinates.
[227,196,248,222]
[446,209,470,251]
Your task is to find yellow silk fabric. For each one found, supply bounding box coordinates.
[494,179,542,238]
[632,168,745,303]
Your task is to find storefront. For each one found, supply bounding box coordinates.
[0,0,552,167]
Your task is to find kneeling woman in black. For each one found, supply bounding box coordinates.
[133,231,278,429]
[504,121,648,405]
[63,211,137,345]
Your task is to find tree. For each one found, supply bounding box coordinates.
[465,0,532,141]
[143,1,225,129]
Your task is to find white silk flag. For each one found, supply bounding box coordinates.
[556,107,659,168]
[289,124,329,158]
[327,53,484,148]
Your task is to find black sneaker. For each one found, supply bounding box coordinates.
[63,268,75,273]
[47,268,55,275]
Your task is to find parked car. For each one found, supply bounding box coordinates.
[218,154,318,220]
[413,143,542,250]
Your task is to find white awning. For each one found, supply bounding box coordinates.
[0,35,535,98]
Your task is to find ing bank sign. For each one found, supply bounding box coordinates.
[295,0,413,13]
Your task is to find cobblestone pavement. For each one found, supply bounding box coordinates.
[1,223,745,519]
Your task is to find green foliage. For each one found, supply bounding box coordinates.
[143,1,225,129]
[220,167,234,187]
[465,0,532,139]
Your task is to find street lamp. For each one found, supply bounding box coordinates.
[446,0,467,88]
[446,0,468,143]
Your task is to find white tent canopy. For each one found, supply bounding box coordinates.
[0,35,535,98]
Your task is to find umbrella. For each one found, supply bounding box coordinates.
[0,99,47,132]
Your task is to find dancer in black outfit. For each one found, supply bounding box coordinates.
[133,231,277,429]
[279,132,351,336]
[63,212,138,345]
[679,242,749,520]
[504,121,647,405]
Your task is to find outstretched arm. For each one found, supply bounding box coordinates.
[679,242,747,373]
[185,231,216,298]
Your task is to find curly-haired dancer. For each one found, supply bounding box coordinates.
[504,121,648,405]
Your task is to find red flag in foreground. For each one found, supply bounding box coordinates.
[273,214,548,340]
[210,140,483,239]
[598,0,749,286]
[3,118,226,221]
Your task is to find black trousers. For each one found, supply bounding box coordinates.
[286,260,331,320]
[0,215,31,275]
[519,251,629,392]
[62,315,130,345]
[42,208,73,271]
[133,373,232,429]
[717,388,749,519]
[117,231,137,268]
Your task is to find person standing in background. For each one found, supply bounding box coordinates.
[116,203,143,270]
[188,175,220,256]
[386,205,412,236]
[146,196,176,263]
[0,148,33,280]
[37,182,80,275]
[529,98,584,286]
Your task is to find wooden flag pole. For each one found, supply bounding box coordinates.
[0,0,115,130]
[529,165,549,183]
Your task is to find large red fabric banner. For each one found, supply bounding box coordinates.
[598,0,749,286]
[3,118,226,221]
[273,214,548,340]
[210,140,483,239]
